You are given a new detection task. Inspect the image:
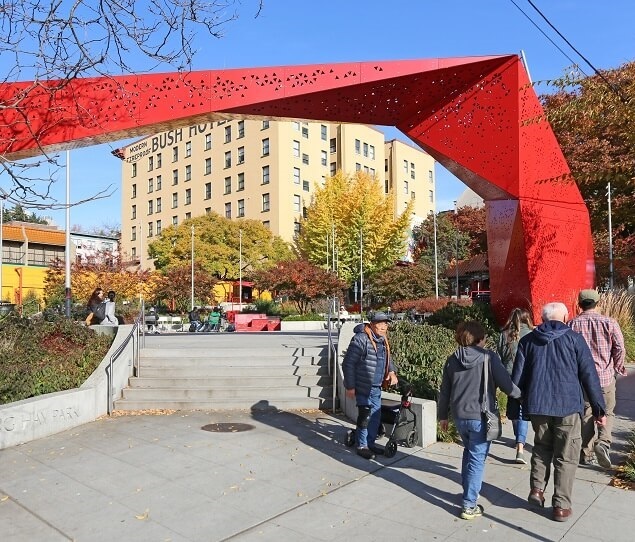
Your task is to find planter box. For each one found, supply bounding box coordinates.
[280,320,326,331]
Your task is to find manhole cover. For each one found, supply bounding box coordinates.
[201,423,255,433]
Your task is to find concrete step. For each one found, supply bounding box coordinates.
[141,347,328,358]
[114,396,331,411]
[137,364,329,378]
[120,385,333,401]
[138,356,327,368]
[128,375,331,388]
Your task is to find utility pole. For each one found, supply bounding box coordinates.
[190,225,195,310]
[607,182,614,289]
[359,228,363,318]
[239,228,243,311]
[454,201,459,299]
[65,150,71,318]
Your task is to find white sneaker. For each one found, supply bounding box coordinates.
[594,442,612,468]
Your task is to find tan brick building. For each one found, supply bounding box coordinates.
[117,120,436,269]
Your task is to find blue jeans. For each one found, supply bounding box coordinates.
[513,418,528,445]
[456,417,491,509]
[356,386,382,448]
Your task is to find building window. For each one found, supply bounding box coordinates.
[156,220,162,235]
[364,166,369,174]
[131,247,136,258]
[204,133,212,151]
[301,125,309,138]
[293,121,300,131]
[262,220,270,229]
[172,146,178,162]
[385,179,389,193]
[294,222,301,237]
[411,162,415,179]
[237,120,245,138]
[185,188,192,205]
[321,150,327,166]
[355,163,361,171]
[262,120,269,130]
[225,202,231,218]
[429,170,433,182]
[411,191,416,200]
[293,140,300,158]
[262,165,270,184]
[172,169,178,185]
[148,178,153,193]
[385,158,389,172]
[148,156,154,171]
[370,167,375,177]
[224,151,231,168]
[302,153,309,165]
[262,138,270,156]
[363,142,368,157]
[224,125,231,143]
[156,174,162,190]
[403,160,408,173]
[156,197,162,212]
[329,138,337,153]
[131,226,136,241]
[205,207,211,214]
[330,162,336,176]
[293,167,300,184]
[205,157,212,175]
[303,180,310,192]
[237,146,244,164]
[132,184,137,198]
[185,212,191,220]
[157,153,162,168]
[131,204,136,219]
[185,141,192,158]
[429,190,434,202]
[172,192,178,208]
[237,172,245,191]
[224,176,231,194]
[238,199,245,217]
[403,181,409,194]
[172,216,178,226]
[148,222,153,237]
[262,193,270,212]
[132,163,137,178]
[185,164,191,181]
[205,182,212,200]
[369,145,375,160]
[293,194,301,213]
[148,200,153,215]
[355,139,361,154]
[321,124,327,141]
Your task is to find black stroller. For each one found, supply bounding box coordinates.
[345,377,418,458]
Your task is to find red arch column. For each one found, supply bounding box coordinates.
[0,56,594,320]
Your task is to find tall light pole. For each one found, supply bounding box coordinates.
[359,228,363,318]
[433,212,439,300]
[65,150,71,318]
[239,229,243,311]
[0,188,7,303]
[607,182,614,289]
[454,201,459,299]
[190,224,195,310]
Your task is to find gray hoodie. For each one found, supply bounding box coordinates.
[438,345,521,421]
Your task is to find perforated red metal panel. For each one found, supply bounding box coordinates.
[0,56,594,321]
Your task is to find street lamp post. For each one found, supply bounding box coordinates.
[0,189,6,303]
[190,225,195,310]
[359,228,363,318]
[607,182,614,289]
[433,211,439,299]
[454,201,459,299]
[239,229,243,311]
[65,150,71,318]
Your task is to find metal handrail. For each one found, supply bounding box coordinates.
[326,297,340,412]
[106,317,141,415]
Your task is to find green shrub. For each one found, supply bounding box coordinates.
[389,321,456,401]
[282,313,324,321]
[0,315,112,404]
[427,302,499,334]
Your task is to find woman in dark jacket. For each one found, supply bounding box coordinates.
[85,288,105,325]
[438,320,521,520]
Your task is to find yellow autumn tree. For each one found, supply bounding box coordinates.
[296,171,413,284]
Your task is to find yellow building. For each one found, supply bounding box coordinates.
[0,222,66,304]
[116,120,436,269]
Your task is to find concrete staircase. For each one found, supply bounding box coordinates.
[114,344,334,411]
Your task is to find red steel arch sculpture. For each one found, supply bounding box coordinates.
[0,55,593,321]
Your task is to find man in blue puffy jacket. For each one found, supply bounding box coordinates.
[511,302,606,523]
[343,312,398,459]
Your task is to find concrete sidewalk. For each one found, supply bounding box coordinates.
[1,358,634,541]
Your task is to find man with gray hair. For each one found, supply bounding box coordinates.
[569,289,626,468]
[510,302,605,523]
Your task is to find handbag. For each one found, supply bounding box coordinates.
[481,353,502,441]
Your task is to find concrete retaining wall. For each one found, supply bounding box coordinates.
[337,321,438,448]
[0,325,136,450]
[280,320,326,331]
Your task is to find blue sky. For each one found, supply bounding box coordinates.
[16,0,635,230]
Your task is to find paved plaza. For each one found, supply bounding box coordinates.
[1,332,634,541]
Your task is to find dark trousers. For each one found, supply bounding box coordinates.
[530,413,581,509]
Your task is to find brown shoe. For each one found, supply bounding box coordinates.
[553,507,572,522]
[528,488,545,508]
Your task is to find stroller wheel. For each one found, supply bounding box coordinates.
[406,430,418,448]
[345,429,355,447]
[385,440,398,458]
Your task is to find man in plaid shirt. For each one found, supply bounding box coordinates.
[569,289,627,468]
